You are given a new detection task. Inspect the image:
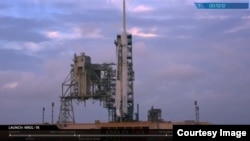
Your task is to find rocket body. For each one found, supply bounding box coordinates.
[115,0,128,118]
[121,31,128,115]
[115,43,122,117]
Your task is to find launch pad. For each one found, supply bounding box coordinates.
[0,1,215,141]
[55,0,210,129]
[58,0,138,124]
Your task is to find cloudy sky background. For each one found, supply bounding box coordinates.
[0,0,250,124]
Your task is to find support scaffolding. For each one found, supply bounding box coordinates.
[194,100,200,124]
[58,1,136,124]
[58,53,116,124]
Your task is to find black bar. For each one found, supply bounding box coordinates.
[0,126,173,141]
[0,125,59,130]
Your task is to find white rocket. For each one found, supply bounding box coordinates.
[115,0,128,118]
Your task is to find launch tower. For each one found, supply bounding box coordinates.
[114,0,134,122]
[58,0,136,124]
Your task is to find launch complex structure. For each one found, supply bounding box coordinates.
[0,1,211,141]
[58,0,137,124]
[56,0,208,129]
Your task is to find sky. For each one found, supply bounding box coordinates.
[0,0,250,125]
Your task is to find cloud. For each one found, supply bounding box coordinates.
[47,31,60,38]
[44,25,104,40]
[223,21,250,33]
[1,82,18,90]
[75,26,103,38]
[105,0,122,8]
[0,48,43,72]
[195,14,231,20]
[241,15,250,19]
[0,3,8,9]
[0,16,51,42]
[133,42,149,57]
[156,64,205,83]
[2,42,42,53]
[130,5,154,13]
[0,54,71,123]
[44,30,81,40]
[128,27,158,38]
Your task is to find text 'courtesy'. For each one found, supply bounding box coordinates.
[173,125,250,140]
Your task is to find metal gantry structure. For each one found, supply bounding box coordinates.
[58,0,136,124]
[194,100,200,124]
[58,53,116,123]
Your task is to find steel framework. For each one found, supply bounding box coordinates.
[58,1,136,124]
[58,53,116,123]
